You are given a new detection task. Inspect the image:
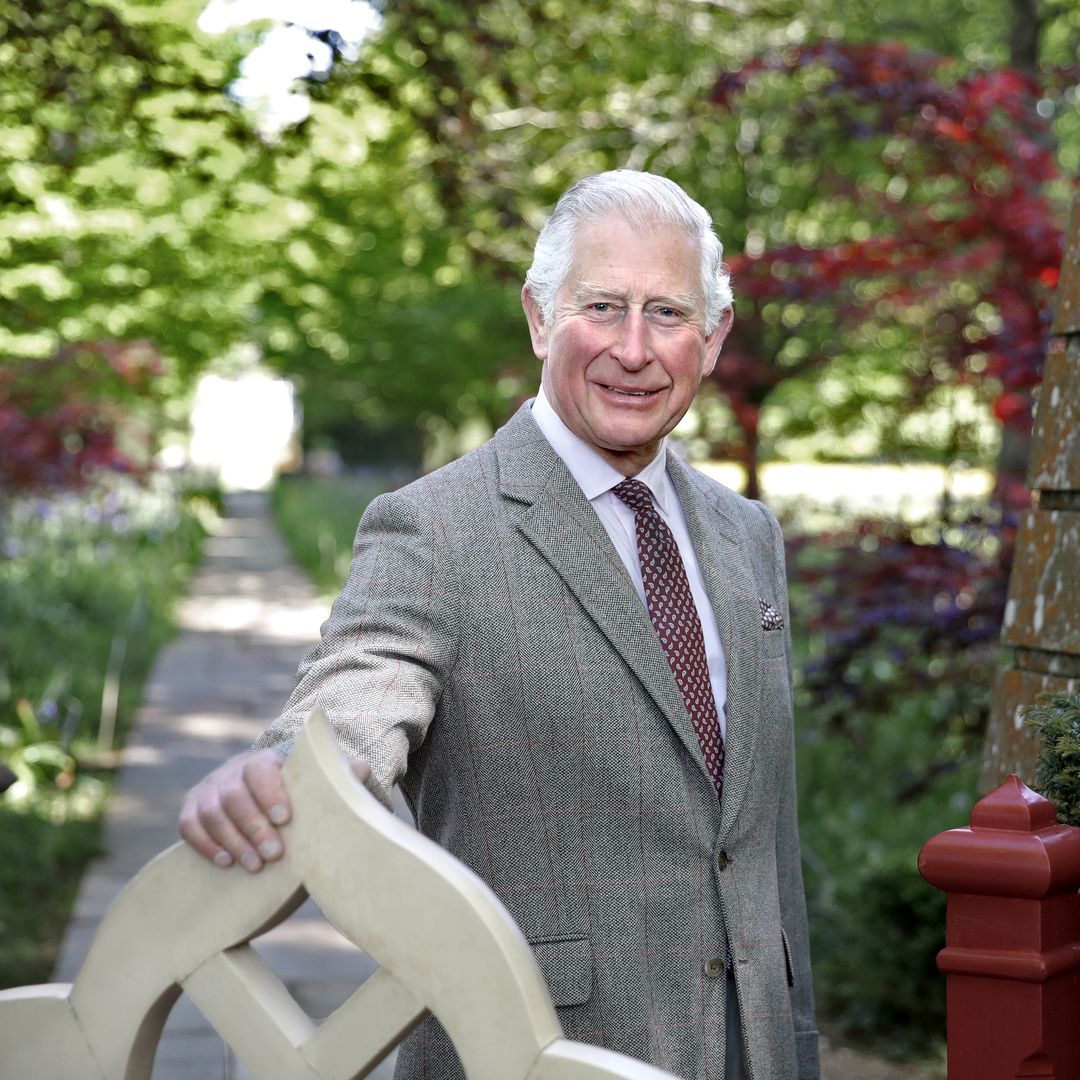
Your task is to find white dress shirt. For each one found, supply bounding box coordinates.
[531,387,728,736]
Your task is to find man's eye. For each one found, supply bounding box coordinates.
[655,307,681,319]
[590,302,612,313]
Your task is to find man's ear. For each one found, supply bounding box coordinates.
[521,286,549,361]
[702,307,734,377]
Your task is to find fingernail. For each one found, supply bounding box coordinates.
[268,805,288,825]
[258,839,281,860]
[240,851,262,872]
[214,851,233,868]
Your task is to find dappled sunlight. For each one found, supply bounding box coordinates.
[188,371,298,491]
[120,744,167,767]
[175,591,326,644]
[175,595,268,633]
[176,712,277,742]
[701,460,993,523]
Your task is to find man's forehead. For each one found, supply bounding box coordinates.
[569,213,701,267]
[576,213,694,247]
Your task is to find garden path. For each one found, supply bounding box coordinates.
[53,491,938,1079]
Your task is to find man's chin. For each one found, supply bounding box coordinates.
[588,430,666,472]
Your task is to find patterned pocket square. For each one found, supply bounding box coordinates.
[759,598,785,631]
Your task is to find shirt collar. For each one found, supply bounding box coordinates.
[531,385,671,508]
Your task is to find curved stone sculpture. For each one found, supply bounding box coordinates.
[0,709,675,1080]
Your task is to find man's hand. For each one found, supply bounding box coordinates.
[179,748,371,872]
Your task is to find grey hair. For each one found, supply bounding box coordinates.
[524,170,733,334]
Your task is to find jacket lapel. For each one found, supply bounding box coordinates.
[494,406,712,780]
[667,454,766,839]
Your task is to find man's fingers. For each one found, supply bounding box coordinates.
[179,800,234,867]
[178,750,288,873]
[218,781,283,870]
[244,750,291,826]
[180,750,367,873]
[187,783,263,871]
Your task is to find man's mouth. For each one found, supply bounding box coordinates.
[603,385,656,397]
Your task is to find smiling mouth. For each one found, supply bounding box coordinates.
[603,385,657,398]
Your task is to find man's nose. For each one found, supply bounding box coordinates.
[611,309,650,368]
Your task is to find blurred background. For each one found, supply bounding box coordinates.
[2,0,1078,1069]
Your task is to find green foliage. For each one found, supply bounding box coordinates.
[233,0,1078,471]
[6,0,1078,465]
[0,0,275,378]
[241,0,829,446]
[815,852,947,1057]
[0,471,215,988]
[0,476,211,756]
[0,697,78,795]
[797,684,970,1058]
[0,795,105,988]
[271,473,388,598]
[1024,691,1080,826]
[788,530,980,1059]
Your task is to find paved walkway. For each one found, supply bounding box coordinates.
[54,492,937,1080]
[54,492,395,1079]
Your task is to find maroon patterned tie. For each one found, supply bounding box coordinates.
[613,478,724,797]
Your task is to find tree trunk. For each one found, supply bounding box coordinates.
[744,428,761,502]
[1009,0,1041,71]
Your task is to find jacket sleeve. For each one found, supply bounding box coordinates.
[759,502,821,1079]
[252,484,462,809]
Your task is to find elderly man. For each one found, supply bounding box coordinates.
[180,170,820,1080]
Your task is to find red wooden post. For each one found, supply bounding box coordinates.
[919,775,1080,1079]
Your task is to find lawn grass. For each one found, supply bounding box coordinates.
[271,472,388,597]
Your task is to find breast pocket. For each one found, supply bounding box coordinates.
[530,935,593,1007]
[763,627,787,660]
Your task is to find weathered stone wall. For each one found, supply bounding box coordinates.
[981,197,1080,791]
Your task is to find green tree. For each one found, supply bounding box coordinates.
[236,0,819,451]
[0,0,279,379]
[237,0,1078,469]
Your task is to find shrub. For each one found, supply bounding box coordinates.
[809,849,946,1058]
[1024,691,1080,826]
[0,472,215,987]
[0,474,212,757]
[788,523,985,1060]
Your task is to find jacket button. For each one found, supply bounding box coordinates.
[716,850,731,871]
[703,958,725,979]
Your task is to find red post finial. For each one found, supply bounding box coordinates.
[969,774,1059,832]
[919,778,1080,1079]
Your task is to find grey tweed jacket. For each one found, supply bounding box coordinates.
[255,403,820,1080]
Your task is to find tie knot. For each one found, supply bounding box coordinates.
[613,477,655,515]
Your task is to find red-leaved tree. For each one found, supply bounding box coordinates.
[705,41,1075,754]
[0,341,163,493]
[709,41,1069,501]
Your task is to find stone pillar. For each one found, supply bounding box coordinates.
[981,197,1080,791]
[919,775,1080,1080]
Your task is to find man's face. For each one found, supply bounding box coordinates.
[523,213,732,477]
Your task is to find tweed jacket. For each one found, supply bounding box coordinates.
[256,403,820,1080]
